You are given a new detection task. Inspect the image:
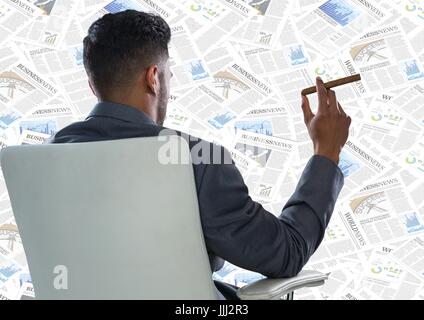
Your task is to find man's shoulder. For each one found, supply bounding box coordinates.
[49,117,163,143]
[48,119,95,143]
[48,119,233,165]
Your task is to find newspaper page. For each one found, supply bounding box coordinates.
[241,17,312,76]
[0,0,41,47]
[390,235,424,281]
[163,103,194,134]
[210,61,275,114]
[354,134,420,186]
[228,147,257,176]
[0,260,32,299]
[395,0,424,26]
[0,46,20,72]
[391,84,424,129]
[349,23,424,92]
[54,68,97,115]
[399,140,424,180]
[175,60,274,132]
[408,180,424,222]
[269,52,367,115]
[357,245,423,299]
[203,42,239,75]
[1,62,58,119]
[16,280,34,300]
[311,260,364,299]
[293,0,324,11]
[310,173,423,263]
[343,174,424,247]
[177,0,256,55]
[16,107,75,139]
[81,0,112,14]
[17,129,50,144]
[336,137,391,201]
[30,99,74,119]
[15,0,79,48]
[0,218,25,266]
[168,24,211,90]
[358,92,423,154]
[159,0,205,35]
[80,0,176,32]
[308,204,368,262]
[62,16,86,48]
[407,25,424,59]
[295,0,389,58]
[233,98,296,141]
[0,266,33,300]
[0,255,22,299]
[295,256,367,299]
[232,130,295,202]
[174,84,232,133]
[27,44,84,76]
[230,0,293,48]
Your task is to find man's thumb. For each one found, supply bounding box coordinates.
[301,95,313,123]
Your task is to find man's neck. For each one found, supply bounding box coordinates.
[98,98,158,124]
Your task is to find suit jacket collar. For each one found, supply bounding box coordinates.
[86,101,157,126]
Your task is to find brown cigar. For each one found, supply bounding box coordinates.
[301,74,361,96]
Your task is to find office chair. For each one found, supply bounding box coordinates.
[0,136,327,300]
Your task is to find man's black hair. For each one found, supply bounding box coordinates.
[83,10,171,96]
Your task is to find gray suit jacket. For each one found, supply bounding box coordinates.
[48,101,344,279]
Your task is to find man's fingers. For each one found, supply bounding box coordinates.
[301,95,314,123]
[338,102,347,117]
[327,89,339,114]
[316,77,328,114]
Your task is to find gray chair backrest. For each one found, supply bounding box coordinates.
[0,136,217,299]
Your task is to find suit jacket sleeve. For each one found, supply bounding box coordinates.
[196,146,344,278]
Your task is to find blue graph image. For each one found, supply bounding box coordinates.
[187,60,209,81]
[208,111,236,129]
[338,150,361,177]
[104,0,146,14]
[319,0,361,26]
[213,263,238,280]
[19,273,32,287]
[288,45,308,66]
[234,271,266,286]
[0,109,21,129]
[20,119,57,135]
[234,120,273,136]
[400,59,424,80]
[72,46,83,66]
[404,212,424,233]
[0,263,21,283]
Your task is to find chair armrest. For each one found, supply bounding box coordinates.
[236,270,328,300]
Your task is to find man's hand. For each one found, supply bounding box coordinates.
[301,77,351,165]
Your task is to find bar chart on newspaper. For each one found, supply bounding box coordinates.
[0,0,423,300]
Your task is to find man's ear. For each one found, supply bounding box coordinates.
[88,80,97,97]
[145,65,159,95]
